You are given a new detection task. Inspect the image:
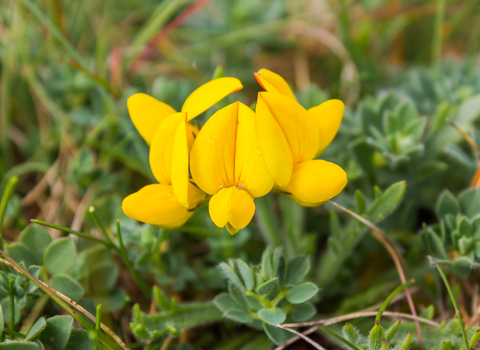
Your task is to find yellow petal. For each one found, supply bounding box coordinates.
[171,114,190,207]
[122,184,193,228]
[190,103,237,194]
[254,69,296,101]
[256,92,319,185]
[235,103,274,197]
[309,99,344,157]
[209,187,255,235]
[181,77,243,121]
[127,93,177,145]
[281,160,347,205]
[149,112,186,185]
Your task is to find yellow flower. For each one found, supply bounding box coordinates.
[122,78,243,228]
[254,68,347,206]
[190,101,274,234]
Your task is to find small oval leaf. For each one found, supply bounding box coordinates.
[285,282,319,304]
[257,308,286,325]
[44,238,76,274]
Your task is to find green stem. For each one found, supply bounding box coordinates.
[88,207,116,247]
[432,0,446,75]
[254,195,281,247]
[115,220,151,298]
[0,176,18,250]
[8,278,14,330]
[31,219,116,249]
[2,328,26,339]
[434,261,469,350]
[245,291,271,308]
[320,327,362,350]
[376,279,414,323]
[271,290,286,308]
[94,304,102,350]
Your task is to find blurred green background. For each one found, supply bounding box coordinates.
[2,0,480,349]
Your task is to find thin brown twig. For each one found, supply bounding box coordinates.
[445,118,480,188]
[277,325,327,350]
[274,311,440,350]
[327,200,423,348]
[0,256,128,350]
[283,310,440,328]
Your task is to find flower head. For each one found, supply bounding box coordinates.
[254,69,347,206]
[190,101,274,234]
[122,77,243,228]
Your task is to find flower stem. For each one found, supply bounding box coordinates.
[115,220,151,298]
[0,176,18,250]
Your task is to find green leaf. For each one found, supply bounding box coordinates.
[272,247,283,276]
[256,277,279,298]
[285,282,319,304]
[26,317,47,340]
[1,297,20,326]
[18,225,52,265]
[214,293,242,312]
[43,238,76,274]
[64,330,94,350]
[5,243,36,268]
[458,188,480,218]
[0,303,3,337]
[218,262,245,292]
[89,263,118,293]
[393,331,412,350]
[290,302,316,322]
[239,335,273,350]
[50,274,84,302]
[368,323,384,350]
[223,310,253,324]
[436,190,461,218]
[236,259,254,291]
[420,305,434,320]
[261,247,273,279]
[262,322,291,345]
[228,283,248,310]
[257,308,286,325]
[39,316,74,350]
[343,322,359,344]
[385,320,401,342]
[0,343,39,350]
[284,256,310,286]
[355,190,366,215]
[153,286,171,311]
[365,181,407,222]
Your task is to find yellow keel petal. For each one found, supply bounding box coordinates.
[209,187,255,235]
[309,99,344,157]
[127,93,176,145]
[235,103,274,197]
[190,103,237,194]
[149,112,186,185]
[254,69,296,101]
[181,77,243,121]
[122,184,193,228]
[281,160,347,205]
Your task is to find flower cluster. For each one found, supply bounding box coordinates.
[122,69,347,234]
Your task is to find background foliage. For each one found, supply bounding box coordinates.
[1,0,480,349]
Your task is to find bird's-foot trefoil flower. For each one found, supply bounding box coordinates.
[190,101,274,234]
[254,68,347,206]
[123,77,243,228]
